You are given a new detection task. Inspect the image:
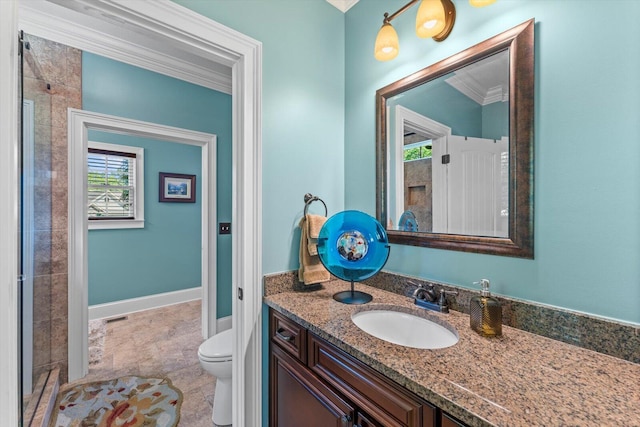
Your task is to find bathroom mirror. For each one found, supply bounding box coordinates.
[376,19,534,258]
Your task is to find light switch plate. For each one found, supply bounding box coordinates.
[219,222,231,235]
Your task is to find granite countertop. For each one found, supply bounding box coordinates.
[264,280,640,427]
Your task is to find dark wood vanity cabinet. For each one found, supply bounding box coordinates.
[269,309,467,427]
[271,345,354,426]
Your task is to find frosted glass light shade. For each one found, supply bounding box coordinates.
[415,0,446,39]
[374,23,399,61]
[469,0,496,7]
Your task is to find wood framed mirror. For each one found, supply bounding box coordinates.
[376,19,534,258]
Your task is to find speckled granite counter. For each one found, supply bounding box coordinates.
[264,280,640,427]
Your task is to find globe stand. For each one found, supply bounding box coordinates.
[333,280,372,305]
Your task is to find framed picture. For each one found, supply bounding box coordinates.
[159,172,196,203]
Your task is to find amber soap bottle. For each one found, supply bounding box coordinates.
[470,279,502,337]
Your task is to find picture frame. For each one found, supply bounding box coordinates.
[159,172,196,203]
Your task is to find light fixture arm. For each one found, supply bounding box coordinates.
[383,0,420,24]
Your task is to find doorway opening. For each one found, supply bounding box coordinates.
[68,109,218,380]
[9,2,263,425]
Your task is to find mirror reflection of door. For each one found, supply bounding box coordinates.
[388,49,510,238]
[393,110,509,238]
[446,135,508,237]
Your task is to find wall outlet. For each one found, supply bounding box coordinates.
[219,222,231,235]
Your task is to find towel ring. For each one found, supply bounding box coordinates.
[303,193,328,217]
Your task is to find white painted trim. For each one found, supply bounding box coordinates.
[0,1,20,424]
[88,141,145,230]
[88,219,145,230]
[393,105,451,230]
[68,108,217,381]
[18,0,232,94]
[231,31,264,427]
[89,287,202,321]
[326,0,359,13]
[217,315,233,332]
[13,1,263,425]
[393,107,405,227]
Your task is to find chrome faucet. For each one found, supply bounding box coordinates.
[409,281,458,313]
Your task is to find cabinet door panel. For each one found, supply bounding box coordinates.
[308,333,433,427]
[356,411,385,427]
[271,345,354,427]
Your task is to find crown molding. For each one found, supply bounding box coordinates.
[444,50,509,106]
[18,0,232,94]
[326,0,359,13]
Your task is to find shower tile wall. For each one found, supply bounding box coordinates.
[24,34,81,384]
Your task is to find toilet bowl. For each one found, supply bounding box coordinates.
[198,328,233,426]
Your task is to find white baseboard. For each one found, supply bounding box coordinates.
[217,315,232,332]
[89,287,202,320]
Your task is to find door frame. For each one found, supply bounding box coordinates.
[4,1,263,426]
[0,1,20,423]
[392,105,451,232]
[67,108,217,380]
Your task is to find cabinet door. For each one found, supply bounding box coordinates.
[308,333,434,427]
[356,411,385,427]
[271,345,355,427]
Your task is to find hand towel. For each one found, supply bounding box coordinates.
[298,215,330,285]
[305,214,327,256]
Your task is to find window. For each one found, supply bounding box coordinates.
[88,141,144,229]
[403,139,432,161]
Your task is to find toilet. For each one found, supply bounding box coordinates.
[198,328,233,426]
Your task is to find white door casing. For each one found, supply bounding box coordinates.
[12,1,263,426]
[0,1,20,424]
[393,106,451,232]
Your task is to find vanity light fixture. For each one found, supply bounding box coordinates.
[469,0,496,7]
[374,0,495,61]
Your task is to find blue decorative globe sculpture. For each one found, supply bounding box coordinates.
[317,210,390,304]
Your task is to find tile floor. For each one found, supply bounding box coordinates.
[59,300,215,426]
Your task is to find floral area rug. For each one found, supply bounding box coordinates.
[51,376,183,427]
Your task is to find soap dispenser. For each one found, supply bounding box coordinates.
[470,279,502,337]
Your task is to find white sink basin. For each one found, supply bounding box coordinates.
[351,309,458,349]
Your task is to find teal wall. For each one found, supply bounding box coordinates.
[87,132,202,305]
[83,52,234,318]
[173,0,347,274]
[345,0,640,324]
[482,101,508,140]
[390,75,482,137]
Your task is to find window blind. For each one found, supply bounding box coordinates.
[88,148,136,220]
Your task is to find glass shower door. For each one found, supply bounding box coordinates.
[20,32,55,426]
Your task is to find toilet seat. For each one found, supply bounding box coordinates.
[198,328,233,362]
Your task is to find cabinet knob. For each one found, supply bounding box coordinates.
[341,414,352,423]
